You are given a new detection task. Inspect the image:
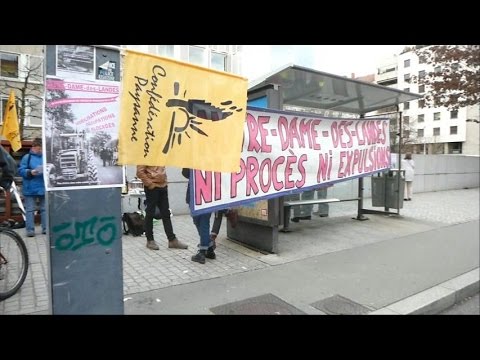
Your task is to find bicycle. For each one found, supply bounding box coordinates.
[0,227,29,301]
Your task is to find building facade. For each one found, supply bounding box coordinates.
[123,45,243,75]
[0,45,44,140]
[396,46,479,155]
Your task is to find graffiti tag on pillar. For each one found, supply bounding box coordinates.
[53,216,117,251]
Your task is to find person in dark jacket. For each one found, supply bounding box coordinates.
[18,138,46,237]
[182,168,215,264]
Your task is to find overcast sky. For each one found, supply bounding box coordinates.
[241,45,405,81]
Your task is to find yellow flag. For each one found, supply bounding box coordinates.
[119,50,247,173]
[1,90,21,152]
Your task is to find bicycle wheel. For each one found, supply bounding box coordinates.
[0,228,29,301]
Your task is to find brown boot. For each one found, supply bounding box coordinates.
[168,238,188,249]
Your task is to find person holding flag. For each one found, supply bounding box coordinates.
[1,90,22,152]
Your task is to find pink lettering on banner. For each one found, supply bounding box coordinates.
[245,157,260,196]
[272,157,285,190]
[352,149,361,175]
[310,119,321,150]
[295,155,307,188]
[284,155,297,189]
[381,120,389,145]
[245,113,272,153]
[214,172,222,201]
[259,159,272,193]
[317,151,332,182]
[330,121,340,148]
[230,162,246,198]
[338,151,346,178]
[190,108,391,215]
[246,113,261,152]
[356,122,365,145]
[289,118,302,148]
[257,116,272,153]
[277,116,290,151]
[194,171,213,205]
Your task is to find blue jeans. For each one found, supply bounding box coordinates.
[192,212,213,250]
[24,195,46,234]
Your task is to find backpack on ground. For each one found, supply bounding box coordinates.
[122,212,145,236]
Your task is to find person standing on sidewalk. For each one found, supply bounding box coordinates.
[18,138,46,237]
[136,165,188,251]
[210,208,238,249]
[182,168,215,264]
[402,152,415,201]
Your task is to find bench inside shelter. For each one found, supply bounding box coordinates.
[282,197,360,232]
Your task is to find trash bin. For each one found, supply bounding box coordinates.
[371,173,386,207]
[371,169,405,209]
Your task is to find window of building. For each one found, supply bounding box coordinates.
[433,127,440,136]
[417,128,424,137]
[210,51,227,71]
[434,112,441,121]
[188,46,207,66]
[1,96,42,127]
[404,129,410,138]
[448,142,462,154]
[0,96,19,124]
[404,87,410,92]
[25,99,43,126]
[418,55,426,64]
[418,70,426,79]
[0,52,19,78]
[450,126,458,135]
[404,73,410,82]
[434,66,441,74]
[418,99,425,108]
[157,45,174,58]
[418,84,425,93]
[403,116,410,124]
[450,110,458,119]
[404,59,410,68]
[418,114,425,122]
[403,102,410,110]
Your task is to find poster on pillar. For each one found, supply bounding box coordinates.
[43,76,123,191]
[189,106,391,215]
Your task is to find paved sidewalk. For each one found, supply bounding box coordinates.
[1,188,478,315]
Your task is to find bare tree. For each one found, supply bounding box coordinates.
[413,45,480,110]
[0,55,44,139]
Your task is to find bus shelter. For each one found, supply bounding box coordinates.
[227,64,422,253]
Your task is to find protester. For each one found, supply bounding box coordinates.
[182,168,215,264]
[18,138,46,237]
[136,165,188,251]
[210,208,238,249]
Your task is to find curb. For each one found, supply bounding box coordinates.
[370,268,479,315]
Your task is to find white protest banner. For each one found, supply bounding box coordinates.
[189,107,391,215]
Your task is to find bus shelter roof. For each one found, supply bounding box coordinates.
[248,64,422,115]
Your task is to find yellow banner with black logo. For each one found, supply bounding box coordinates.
[118,50,247,173]
[1,90,21,152]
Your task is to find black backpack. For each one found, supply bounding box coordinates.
[122,212,145,236]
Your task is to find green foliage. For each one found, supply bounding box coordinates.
[413,45,480,110]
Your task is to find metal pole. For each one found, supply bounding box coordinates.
[397,107,403,215]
